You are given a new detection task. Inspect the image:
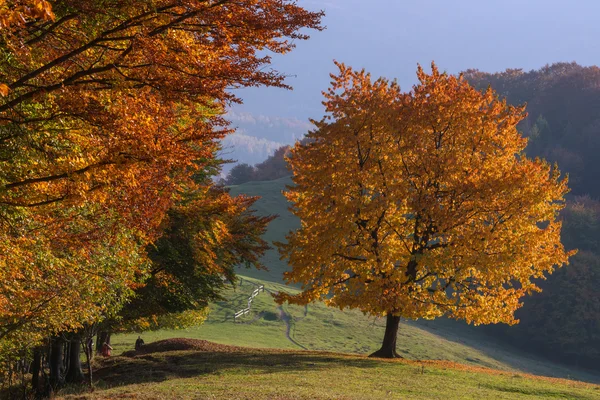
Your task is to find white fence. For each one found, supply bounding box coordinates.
[233,284,264,322]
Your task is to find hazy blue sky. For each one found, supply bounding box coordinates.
[226,0,600,160]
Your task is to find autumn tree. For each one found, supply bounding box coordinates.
[117,185,274,332]
[277,63,574,358]
[0,0,322,384]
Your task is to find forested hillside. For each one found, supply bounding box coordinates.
[464,63,600,198]
[463,64,600,368]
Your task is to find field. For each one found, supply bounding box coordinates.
[111,276,600,385]
[94,177,599,399]
[58,341,600,399]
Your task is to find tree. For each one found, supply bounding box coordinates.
[277,62,574,358]
[117,185,275,332]
[253,145,292,181]
[0,0,322,384]
[225,163,257,185]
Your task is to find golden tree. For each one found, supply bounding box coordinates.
[278,63,574,358]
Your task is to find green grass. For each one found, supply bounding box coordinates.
[107,177,599,392]
[228,176,299,283]
[112,276,600,384]
[58,346,600,399]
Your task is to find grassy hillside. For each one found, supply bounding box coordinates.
[109,177,599,386]
[228,176,298,283]
[59,342,600,399]
[113,276,600,384]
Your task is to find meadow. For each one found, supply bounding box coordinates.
[58,343,600,399]
[81,177,598,399]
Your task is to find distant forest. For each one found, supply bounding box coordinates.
[224,62,600,369]
[223,145,292,185]
[465,63,600,369]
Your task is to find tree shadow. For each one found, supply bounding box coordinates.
[93,350,382,389]
[407,319,600,384]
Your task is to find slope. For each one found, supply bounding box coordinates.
[111,177,599,384]
[59,342,600,400]
[228,176,298,283]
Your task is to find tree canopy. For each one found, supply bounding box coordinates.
[277,62,574,358]
[0,0,322,388]
[117,185,275,332]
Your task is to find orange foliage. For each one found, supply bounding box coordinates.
[278,62,574,327]
[0,0,54,29]
[0,0,322,353]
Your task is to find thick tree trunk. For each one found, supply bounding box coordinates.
[49,337,65,389]
[65,336,85,383]
[369,314,402,358]
[31,348,42,393]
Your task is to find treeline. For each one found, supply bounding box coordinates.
[0,1,321,397]
[464,64,600,368]
[224,145,292,185]
[464,63,600,199]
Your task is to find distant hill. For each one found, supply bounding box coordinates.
[218,109,312,178]
[218,133,286,177]
[228,177,298,283]
[464,62,600,198]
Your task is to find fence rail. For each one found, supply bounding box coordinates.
[234,308,250,319]
[233,283,265,322]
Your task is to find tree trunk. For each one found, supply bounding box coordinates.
[95,332,105,353]
[83,336,94,389]
[369,313,402,358]
[49,337,65,389]
[65,336,85,383]
[96,331,110,354]
[31,348,42,394]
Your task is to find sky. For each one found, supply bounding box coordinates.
[224,0,600,163]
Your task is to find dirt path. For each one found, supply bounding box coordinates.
[277,305,307,350]
[239,282,308,350]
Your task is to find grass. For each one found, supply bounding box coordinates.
[112,276,600,384]
[58,345,600,399]
[102,176,599,400]
[228,176,299,283]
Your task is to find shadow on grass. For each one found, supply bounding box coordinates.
[408,318,600,385]
[94,350,382,389]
